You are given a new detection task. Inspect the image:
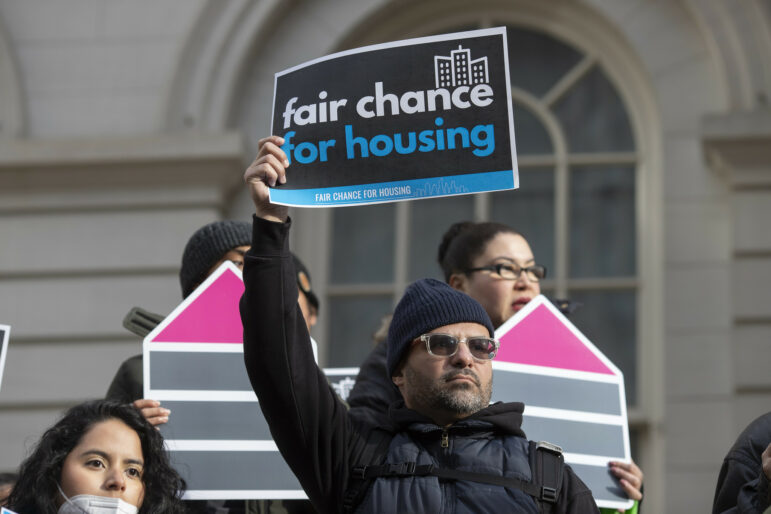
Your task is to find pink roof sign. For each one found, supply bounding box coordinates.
[147,263,245,344]
[143,261,354,500]
[492,295,633,511]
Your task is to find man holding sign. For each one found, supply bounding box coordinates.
[239,136,598,513]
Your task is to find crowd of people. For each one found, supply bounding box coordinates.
[0,135,768,513]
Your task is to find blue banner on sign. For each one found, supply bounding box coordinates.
[270,169,515,207]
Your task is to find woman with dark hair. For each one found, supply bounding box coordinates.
[348,220,645,512]
[437,221,540,327]
[6,399,185,514]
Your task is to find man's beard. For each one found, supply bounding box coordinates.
[404,365,492,418]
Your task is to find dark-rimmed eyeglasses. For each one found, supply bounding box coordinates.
[464,262,546,282]
[418,333,499,360]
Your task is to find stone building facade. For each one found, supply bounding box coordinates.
[1,1,770,511]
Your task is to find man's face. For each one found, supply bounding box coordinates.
[297,290,318,332]
[392,322,493,426]
[208,245,250,274]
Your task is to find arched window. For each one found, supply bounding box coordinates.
[322,24,640,405]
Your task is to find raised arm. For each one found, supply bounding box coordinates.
[240,136,352,511]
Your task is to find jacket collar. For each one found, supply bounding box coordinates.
[388,401,527,438]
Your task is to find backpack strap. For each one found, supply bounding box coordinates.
[351,462,544,497]
[529,440,564,514]
[342,429,393,513]
[346,440,564,511]
[343,436,565,513]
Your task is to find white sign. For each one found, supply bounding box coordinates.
[492,295,633,511]
[143,263,357,500]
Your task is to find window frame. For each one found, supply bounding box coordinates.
[292,8,663,479]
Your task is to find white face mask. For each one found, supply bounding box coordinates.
[57,485,138,514]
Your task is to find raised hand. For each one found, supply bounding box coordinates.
[244,135,290,222]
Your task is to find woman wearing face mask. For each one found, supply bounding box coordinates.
[6,400,185,514]
[348,220,644,513]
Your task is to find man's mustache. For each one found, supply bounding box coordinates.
[442,369,480,386]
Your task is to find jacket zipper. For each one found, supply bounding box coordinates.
[440,428,451,512]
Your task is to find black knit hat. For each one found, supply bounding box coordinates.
[386,278,495,378]
[179,220,252,298]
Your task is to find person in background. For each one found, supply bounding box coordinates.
[240,135,599,513]
[713,411,771,513]
[5,400,184,514]
[0,472,17,506]
[106,219,319,421]
[106,219,319,514]
[347,220,645,513]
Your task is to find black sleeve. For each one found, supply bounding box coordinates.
[713,413,771,514]
[734,472,770,513]
[240,215,353,512]
[714,455,758,513]
[559,464,600,514]
[348,341,401,426]
[105,354,144,403]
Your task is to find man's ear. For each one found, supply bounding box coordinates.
[392,366,405,388]
[448,273,467,292]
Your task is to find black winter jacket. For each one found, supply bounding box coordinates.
[240,215,598,514]
[357,401,542,513]
[713,412,771,513]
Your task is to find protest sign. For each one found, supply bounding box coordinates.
[492,295,634,511]
[270,27,517,206]
[143,262,357,500]
[144,264,631,506]
[0,324,10,392]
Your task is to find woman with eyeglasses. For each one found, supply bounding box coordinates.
[348,220,644,513]
[438,221,545,328]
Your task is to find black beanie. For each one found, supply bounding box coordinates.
[386,278,495,378]
[179,220,252,298]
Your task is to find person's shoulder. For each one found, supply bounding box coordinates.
[116,354,144,378]
[560,464,600,513]
[728,411,771,463]
[121,353,144,367]
[105,354,144,403]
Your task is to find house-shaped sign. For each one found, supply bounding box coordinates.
[492,295,633,511]
[0,324,10,392]
[143,262,357,500]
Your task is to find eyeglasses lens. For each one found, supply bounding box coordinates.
[426,335,496,360]
[467,338,496,359]
[427,334,457,356]
[502,265,544,281]
[527,266,545,281]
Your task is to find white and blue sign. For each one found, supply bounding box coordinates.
[270,27,518,207]
[0,324,9,392]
